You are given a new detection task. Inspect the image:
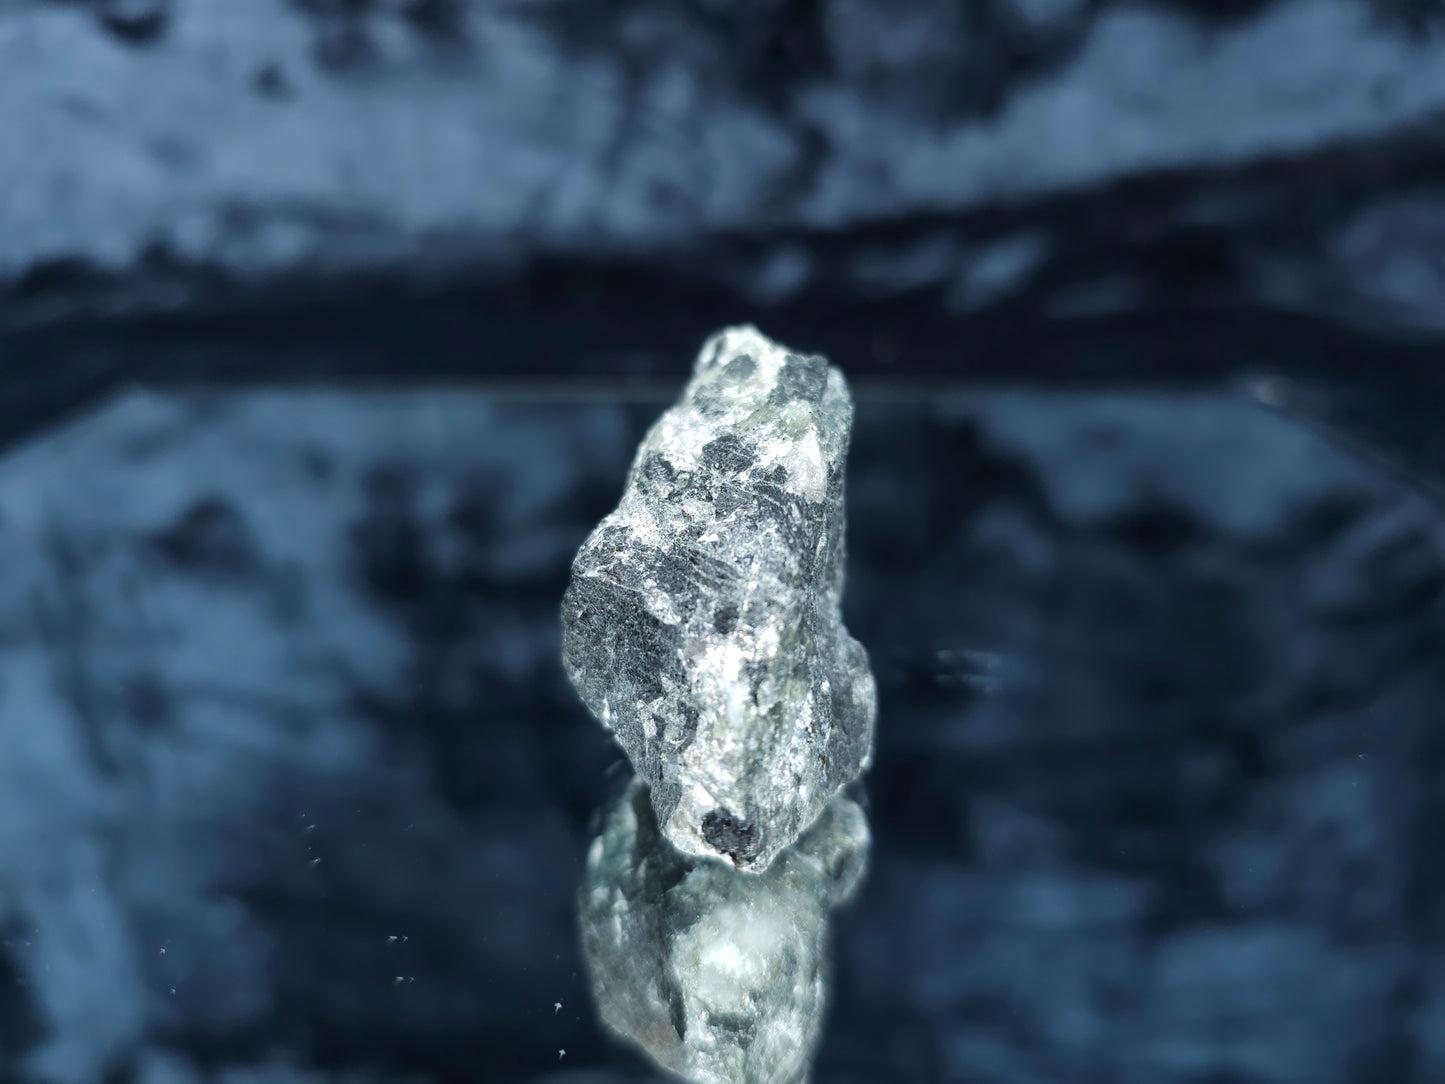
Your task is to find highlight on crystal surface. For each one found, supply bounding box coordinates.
[561,325,877,871]
[578,779,870,1084]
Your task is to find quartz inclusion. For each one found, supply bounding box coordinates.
[579,780,870,1084]
[561,325,877,872]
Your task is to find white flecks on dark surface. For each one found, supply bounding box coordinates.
[0,386,1440,1083]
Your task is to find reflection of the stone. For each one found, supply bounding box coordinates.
[578,779,870,1084]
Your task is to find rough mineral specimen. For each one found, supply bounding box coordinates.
[561,325,877,871]
[578,779,870,1084]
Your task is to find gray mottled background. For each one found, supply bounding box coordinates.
[4,0,1445,335]
[1,388,1441,1084]
[1,3,1444,1083]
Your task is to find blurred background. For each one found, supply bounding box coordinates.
[1,2,1444,1082]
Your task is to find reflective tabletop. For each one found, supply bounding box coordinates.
[0,383,1441,1084]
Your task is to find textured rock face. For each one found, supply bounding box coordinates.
[578,780,870,1084]
[561,325,877,871]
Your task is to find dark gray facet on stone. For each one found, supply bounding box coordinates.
[578,779,870,1084]
[561,325,877,871]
